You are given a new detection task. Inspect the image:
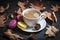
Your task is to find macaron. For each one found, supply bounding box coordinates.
[9,19,17,28]
[16,14,23,20]
[17,21,27,30]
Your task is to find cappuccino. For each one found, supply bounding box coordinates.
[24,10,40,18]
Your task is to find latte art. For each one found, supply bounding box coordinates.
[24,10,40,18]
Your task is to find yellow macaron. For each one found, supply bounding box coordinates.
[17,21,27,30]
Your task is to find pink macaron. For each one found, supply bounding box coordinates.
[16,14,23,20]
[9,19,17,28]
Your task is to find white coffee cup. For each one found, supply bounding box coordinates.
[22,8,43,28]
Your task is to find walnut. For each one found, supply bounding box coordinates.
[0,14,7,27]
[4,29,24,40]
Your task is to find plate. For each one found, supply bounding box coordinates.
[17,19,46,32]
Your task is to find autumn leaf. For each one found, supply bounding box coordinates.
[51,5,60,12]
[4,29,24,40]
[0,14,7,27]
[30,2,45,11]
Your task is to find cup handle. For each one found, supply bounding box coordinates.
[40,13,47,19]
[38,14,45,21]
[37,13,47,24]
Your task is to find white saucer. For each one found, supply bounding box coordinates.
[21,19,46,32]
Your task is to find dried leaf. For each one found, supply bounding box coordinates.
[16,8,22,15]
[29,33,36,40]
[51,5,60,12]
[30,2,45,11]
[0,6,5,13]
[18,2,26,7]
[52,26,59,33]
[4,29,24,40]
[43,11,57,22]
[5,4,9,10]
[12,34,24,40]
[18,1,26,11]
[0,4,9,13]
[45,25,59,37]
[0,14,7,27]
[45,25,55,37]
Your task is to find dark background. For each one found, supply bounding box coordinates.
[0,0,60,40]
